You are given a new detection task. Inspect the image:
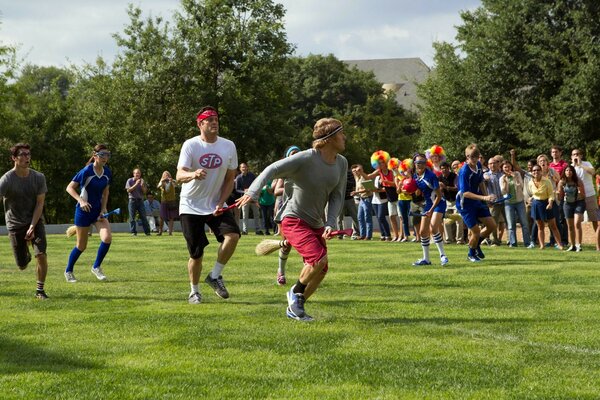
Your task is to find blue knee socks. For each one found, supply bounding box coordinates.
[66,247,83,273]
[93,241,111,269]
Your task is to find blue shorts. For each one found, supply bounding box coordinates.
[459,201,491,229]
[563,199,585,219]
[531,199,554,222]
[426,200,447,215]
[74,204,102,227]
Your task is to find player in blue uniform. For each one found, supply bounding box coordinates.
[456,144,497,262]
[64,144,113,282]
[412,153,449,266]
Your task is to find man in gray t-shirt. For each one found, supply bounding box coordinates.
[238,118,348,322]
[0,143,49,299]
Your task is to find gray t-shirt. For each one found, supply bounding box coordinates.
[0,169,47,230]
[247,149,347,229]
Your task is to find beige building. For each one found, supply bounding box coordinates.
[344,57,431,112]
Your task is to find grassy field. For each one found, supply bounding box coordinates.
[1,233,600,399]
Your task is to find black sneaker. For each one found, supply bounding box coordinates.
[205,274,230,299]
[35,291,49,300]
[256,230,264,235]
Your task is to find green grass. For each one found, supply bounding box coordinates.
[1,233,600,399]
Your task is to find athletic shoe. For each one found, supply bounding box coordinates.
[440,255,449,266]
[412,259,432,266]
[566,245,576,252]
[476,246,485,259]
[400,237,408,243]
[188,292,202,304]
[575,245,582,252]
[91,267,107,281]
[286,287,306,318]
[64,271,77,283]
[411,238,418,242]
[241,230,248,235]
[456,240,465,245]
[351,235,359,240]
[277,272,287,286]
[35,290,49,300]
[467,254,482,262]
[205,274,229,299]
[256,230,264,235]
[527,243,536,249]
[286,306,313,321]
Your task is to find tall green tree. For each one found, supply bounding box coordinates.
[419,0,600,163]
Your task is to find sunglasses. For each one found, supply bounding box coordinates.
[414,160,426,165]
[532,169,541,172]
[96,151,111,158]
[17,152,31,157]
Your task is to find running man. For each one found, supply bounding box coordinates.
[237,118,348,321]
[176,106,240,304]
[457,144,497,262]
[0,143,49,299]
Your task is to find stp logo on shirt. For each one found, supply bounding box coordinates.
[199,154,223,169]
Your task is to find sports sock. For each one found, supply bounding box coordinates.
[278,246,291,275]
[433,232,445,256]
[420,237,430,261]
[36,281,44,292]
[211,261,225,279]
[292,280,307,294]
[190,283,199,295]
[66,247,83,273]
[93,241,111,269]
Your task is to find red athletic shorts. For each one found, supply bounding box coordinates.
[281,217,327,268]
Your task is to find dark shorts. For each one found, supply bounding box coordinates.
[564,200,585,219]
[459,201,491,229]
[75,204,102,227]
[9,224,47,268]
[180,211,241,259]
[531,199,554,221]
[160,201,179,220]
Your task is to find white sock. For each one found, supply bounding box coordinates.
[211,262,225,279]
[421,237,430,261]
[433,232,446,257]
[190,283,199,295]
[278,246,290,275]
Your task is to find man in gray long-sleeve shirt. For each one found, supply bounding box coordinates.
[237,118,347,322]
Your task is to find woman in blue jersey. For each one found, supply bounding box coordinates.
[412,153,448,266]
[64,144,113,282]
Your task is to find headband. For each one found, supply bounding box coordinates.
[313,125,343,142]
[196,109,218,122]
[285,146,301,158]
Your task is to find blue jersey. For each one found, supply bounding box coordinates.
[457,161,484,210]
[72,164,112,210]
[414,168,440,207]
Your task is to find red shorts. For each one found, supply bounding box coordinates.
[281,217,327,268]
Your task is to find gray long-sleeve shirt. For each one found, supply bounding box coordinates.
[247,149,348,229]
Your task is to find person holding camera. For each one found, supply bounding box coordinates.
[157,171,179,235]
[571,149,598,234]
[126,168,151,236]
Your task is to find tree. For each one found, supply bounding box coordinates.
[419,0,600,163]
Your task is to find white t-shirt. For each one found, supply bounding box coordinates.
[177,136,238,215]
[371,176,388,205]
[573,161,596,197]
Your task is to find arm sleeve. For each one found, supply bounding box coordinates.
[325,158,348,228]
[246,152,307,200]
[38,174,48,195]
[177,141,193,170]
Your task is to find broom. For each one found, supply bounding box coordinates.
[255,228,353,256]
[66,208,121,237]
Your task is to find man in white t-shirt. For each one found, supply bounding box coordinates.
[176,106,240,304]
[571,148,598,231]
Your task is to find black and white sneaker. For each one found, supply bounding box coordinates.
[35,291,49,300]
[188,292,202,304]
[205,274,230,299]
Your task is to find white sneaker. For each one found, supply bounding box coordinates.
[91,267,107,281]
[188,292,202,304]
[440,255,449,266]
[64,271,77,283]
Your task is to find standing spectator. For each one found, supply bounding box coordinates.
[511,149,538,247]
[558,165,586,251]
[538,154,564,247]
[571,149,599,233]
[235,162,263,235]
[176,106,240,304]
[157,171,179,236]
[528,165,564,250]
[258,180,275,235]
[126,168,151,236]
[500,161,531,248]
[337,169,359,239]
[0,143,49,299]
[484,157,506,245]
[144,193,161,232]
[439,161,464,244]
[369,160,400,241]
[351,164,373,240]
[397,168,414,242]
[451,160,461,174]
[372,174,391,241]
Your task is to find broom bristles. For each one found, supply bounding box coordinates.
[65,225,77,237]
[255,239,287,256]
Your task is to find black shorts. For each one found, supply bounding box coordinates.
[180,211,241,259]
[8,223,47,268]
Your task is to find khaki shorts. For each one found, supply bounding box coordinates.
[585,196,599,221]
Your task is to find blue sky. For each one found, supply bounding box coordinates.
[0,0,480,68]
